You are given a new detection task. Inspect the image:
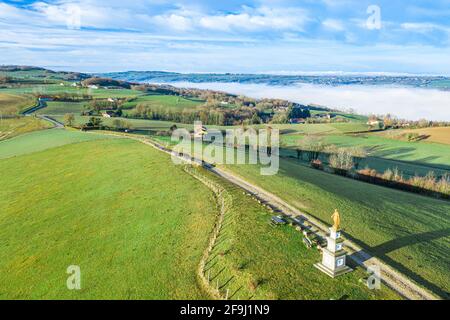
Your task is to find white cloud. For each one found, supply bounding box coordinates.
[154,14,193,31]
[401,22,450,33]
[198,6,309,32]
[322,19,345,31]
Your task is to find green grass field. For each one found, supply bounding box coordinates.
[273,122,371,136]
[51,115,194,132]
[122,94,205,111]
[219,158,450,298]
[0,85,142,99]
[0,130,399,299]
[191,167,399,300]
[0,138,218,299]
[36,101,87,116]
[280,126,450,177]
[0,129,112,159]
[310,110,369,122]
[0,117,52,141]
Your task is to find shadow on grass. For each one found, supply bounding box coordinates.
[348,228,450,299]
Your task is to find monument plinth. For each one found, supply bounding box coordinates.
[314,210,353,278]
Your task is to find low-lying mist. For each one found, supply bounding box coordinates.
[168,82,450,121]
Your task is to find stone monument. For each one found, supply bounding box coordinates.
[314,209,353,278]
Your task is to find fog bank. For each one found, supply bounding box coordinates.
[168,82,450,121]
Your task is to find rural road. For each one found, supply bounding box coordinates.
[22,99,64,128]
[38,115,64,128]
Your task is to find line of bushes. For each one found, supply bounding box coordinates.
[310,159,449,199]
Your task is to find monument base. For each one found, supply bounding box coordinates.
[314,263,353,278]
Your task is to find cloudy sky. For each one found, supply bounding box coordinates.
[1,0,450,73]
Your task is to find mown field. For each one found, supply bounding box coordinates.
[218,158,450,299]
[0,138,218,299]
[0,129,399,299]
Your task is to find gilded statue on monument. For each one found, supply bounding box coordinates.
[331,209,341,231]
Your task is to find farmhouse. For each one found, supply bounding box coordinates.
[38,96,53,102]
[102,111,115,118]
[289,118,306,124]
[367,120,381,126]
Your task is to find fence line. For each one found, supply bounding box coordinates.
[183,166,233,300]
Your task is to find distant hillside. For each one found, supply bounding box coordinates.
[100,71,450,89]
[0,65,90,81]
[81,77,132,89]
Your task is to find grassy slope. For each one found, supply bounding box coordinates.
[122,94,204,111]
[195,167,399,300]
[51,115,195,131]
[36,101,87,115]
[275,123,370,136]
[0,93,35,115]
[0,129,111,160]
[220,159,450,298]
[0,117,52,141]
[0,138,217,299]
[0,85,141,99]
[377,127,450,145]
[280,126,450,177]
[325,134,450,166]
[0,128,399,300]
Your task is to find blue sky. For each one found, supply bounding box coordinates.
[0,0,449,74]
